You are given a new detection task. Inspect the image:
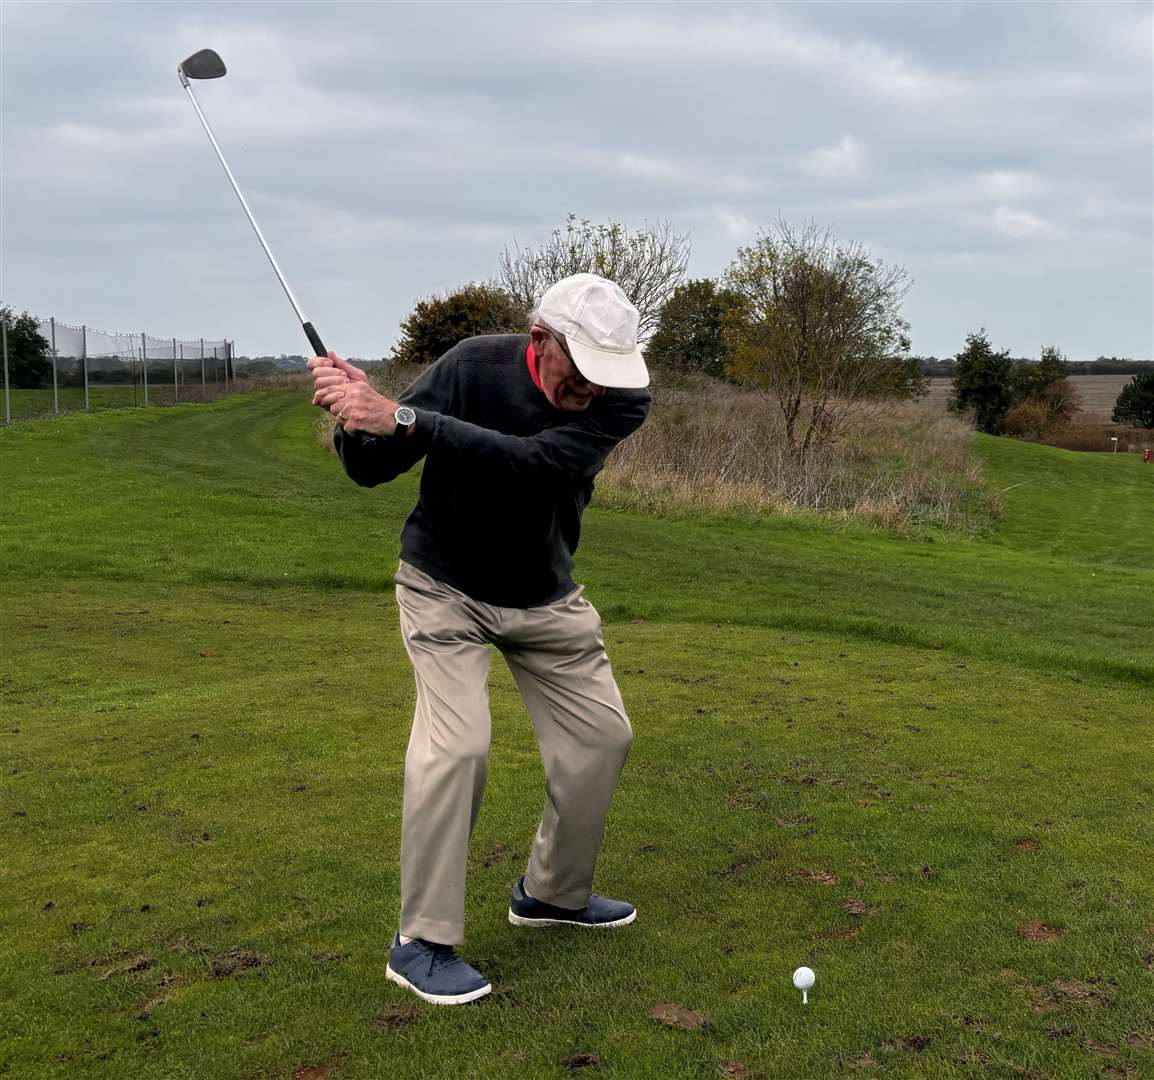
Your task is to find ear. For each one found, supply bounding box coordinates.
[529,326,550,349]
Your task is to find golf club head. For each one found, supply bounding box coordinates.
[179,49,227,83]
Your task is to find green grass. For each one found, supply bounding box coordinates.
[4,384,216,420]
[2,393,1152,1080]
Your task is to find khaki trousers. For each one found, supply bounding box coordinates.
[393,560,633,946]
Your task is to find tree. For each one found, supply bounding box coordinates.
[720,220,914,453]
[1005,345,1080,437]
[391,283,529,366]
[0,304,51,388]
[949,329,1014,434]
[644,279,742,378]
[1112,371,1154,429]
[498,213,690,338]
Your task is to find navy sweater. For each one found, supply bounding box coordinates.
[332,334,651,607]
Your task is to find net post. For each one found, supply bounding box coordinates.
[82,326,89,410]
[141,332,149,406]
[50,317,59,414]
[197,342,205,400]
[172,337,179,404]
[2,312,10,426]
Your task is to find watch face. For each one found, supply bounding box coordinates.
[395,406,416,426]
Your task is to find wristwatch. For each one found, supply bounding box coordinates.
[393,405,416,439]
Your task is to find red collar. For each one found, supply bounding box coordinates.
[525,341,544,392]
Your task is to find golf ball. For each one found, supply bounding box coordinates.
[792,966,815,991]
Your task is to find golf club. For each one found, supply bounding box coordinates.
[177,48,327,359]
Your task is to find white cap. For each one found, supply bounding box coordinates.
[535,273,650,389]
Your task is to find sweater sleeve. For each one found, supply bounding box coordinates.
[420,391,650,482]
[331,352,457,488]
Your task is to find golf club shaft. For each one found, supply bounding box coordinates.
[180,82,327,358]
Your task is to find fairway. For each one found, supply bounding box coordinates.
[2,392,1152,1080]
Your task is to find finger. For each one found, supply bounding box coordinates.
[316,388,347,408]
[313,373,349,390]
[307,356,335,371]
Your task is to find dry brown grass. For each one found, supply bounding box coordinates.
[1043,422,1151,453]
[598,371,994,531]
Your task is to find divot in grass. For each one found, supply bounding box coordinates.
[650,1003,711,1031]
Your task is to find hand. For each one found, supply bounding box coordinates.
[310,354,399,436]
[307,351,368,384]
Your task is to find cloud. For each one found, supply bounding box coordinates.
[990,206,1059,239]
[1,1,1150,360]
[797,136,867,181]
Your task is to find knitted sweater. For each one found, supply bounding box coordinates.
[332,334,651,607]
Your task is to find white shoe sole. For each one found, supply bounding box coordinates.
[507,908,637,929]
[385,964,492,1005]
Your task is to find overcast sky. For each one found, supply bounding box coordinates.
[3,1,1151,360]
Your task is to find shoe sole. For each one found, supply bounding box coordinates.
[507,908,637,929]
[385,964,492,1005]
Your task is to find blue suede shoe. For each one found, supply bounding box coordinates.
[385,934,491,1005]
[508,875,637,928]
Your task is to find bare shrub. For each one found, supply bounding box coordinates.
[599,371,994,531]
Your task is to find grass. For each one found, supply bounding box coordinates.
[597,375,993,531]
[2,391,1152,1080]
[4,385,222,420]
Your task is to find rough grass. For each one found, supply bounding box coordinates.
[598,373,993,532]
[2,391,1152,1080]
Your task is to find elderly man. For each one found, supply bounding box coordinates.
[309,274,651,1005]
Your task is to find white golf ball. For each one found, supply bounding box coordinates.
[792,966,815,991]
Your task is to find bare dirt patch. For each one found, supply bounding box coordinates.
[816,926,861,941]
[210,948,263,977]
[1019,920,1064,942]
[846,1052,878,1068]
[1028,976,1117,1012]
[563,1053,601,1071]
[650,1003,711,1031]
[719,1063,753,1078]
[96,956,154,981]
[843,899,881,915]
[374,1005,418,1030]
[792,869,838,886]
[1013,838,1041,851]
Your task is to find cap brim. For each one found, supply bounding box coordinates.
[567,339,650,389]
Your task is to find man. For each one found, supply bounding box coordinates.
[309,274,651,1005]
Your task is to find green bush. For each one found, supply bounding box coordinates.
[391,283,529,366]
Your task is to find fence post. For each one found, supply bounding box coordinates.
[82,326,89,410]
[141,332,149,406]
[51,317,59,414]
[197,343,205,400]
[2,313,10,426]
[172,337,179,404]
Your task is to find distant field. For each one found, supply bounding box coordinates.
[925,375,1133,419]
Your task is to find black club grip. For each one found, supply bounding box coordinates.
[302,321,327,359]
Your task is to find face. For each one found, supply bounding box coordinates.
[530,327,607,411]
